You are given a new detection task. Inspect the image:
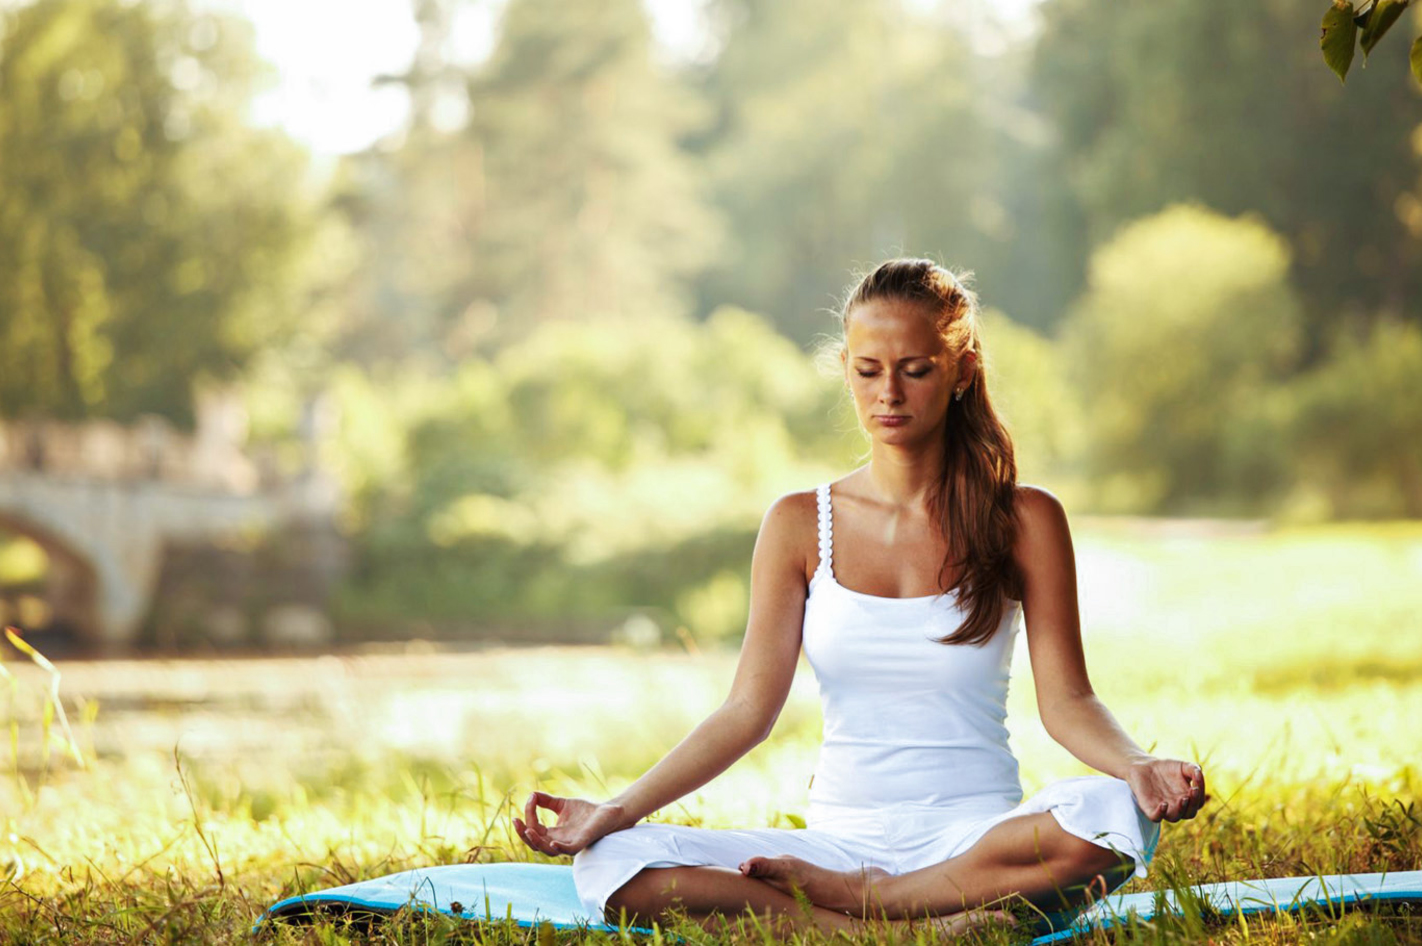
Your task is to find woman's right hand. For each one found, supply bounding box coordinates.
[513,791,629,857]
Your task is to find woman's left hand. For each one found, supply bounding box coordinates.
[1126,758,1208,822]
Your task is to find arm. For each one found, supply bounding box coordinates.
[516,491,812,856]
[1013,485,1207,823]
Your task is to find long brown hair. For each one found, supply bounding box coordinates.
[836,258,1021,645]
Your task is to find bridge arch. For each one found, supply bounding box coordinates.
[0,508,101,642]
[0,475,164,649]
[0,411,342,652]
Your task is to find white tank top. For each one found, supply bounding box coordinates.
[801,481,1025,825]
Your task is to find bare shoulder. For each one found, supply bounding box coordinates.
[1011,484,1073,563]
[756,488,820,587]
[1013,483,1070,533]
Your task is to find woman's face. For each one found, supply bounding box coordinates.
[841,297,973,445]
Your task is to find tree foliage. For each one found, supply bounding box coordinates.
[335,306,858,638]
[332,0,724,368]
[1059,204,1305,514]
[1287,317,1422,516]
[1032,0,1422,347]
[463,0,723,340]
[1319,0,1422,86]
[977,309,1087,496]
[691,0,1057,341]
[0,0,327,425]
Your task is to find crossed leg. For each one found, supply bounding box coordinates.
[603,864,1008,936]
[604,811,1131,932]
[742,811,1134,919]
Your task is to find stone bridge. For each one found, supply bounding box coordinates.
[0,392,340,650]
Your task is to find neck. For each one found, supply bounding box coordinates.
[865,434,945,512]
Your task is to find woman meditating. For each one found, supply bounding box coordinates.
[514,258,1208,934]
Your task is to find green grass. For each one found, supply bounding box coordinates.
[1,519,1421,944]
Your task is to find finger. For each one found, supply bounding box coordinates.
[1166,795,1189,822]
[515,817,543,853]
[513,818,538,852]
[536,826,571,856]
[534,791,564,814]
[522,816,551,849]
[524,794,540,830]
[1180,764,1204,815]
[524,824,559,856]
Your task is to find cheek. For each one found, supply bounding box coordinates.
[921,382,950,405]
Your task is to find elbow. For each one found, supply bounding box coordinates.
[1038,691,1096,740]
[748,713,779,747]
[724,699,779,748]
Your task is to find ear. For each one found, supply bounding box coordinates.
[957,349,978,388]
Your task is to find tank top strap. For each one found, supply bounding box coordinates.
[814,482,835,581]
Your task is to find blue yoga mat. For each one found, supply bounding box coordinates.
[1034,870,1422,943]
[259,863,633,931]
[257,862,1422,942]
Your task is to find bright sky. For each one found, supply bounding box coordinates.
[207,0,1043,157]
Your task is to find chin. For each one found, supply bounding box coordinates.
[868,426,923,445]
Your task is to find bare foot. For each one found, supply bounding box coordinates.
[738,855,890,914]
[917,907,1017,936]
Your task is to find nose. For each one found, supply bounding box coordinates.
[879,372,904,405]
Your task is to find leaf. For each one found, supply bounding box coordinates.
[1412,34,1422,84]
[1321,0,1358,83]
[1359,0,1408,56]
[5,627,55,673]
[5,626,85,768]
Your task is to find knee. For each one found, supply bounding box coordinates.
[1051,830,1133,884]
[603,870,657,925]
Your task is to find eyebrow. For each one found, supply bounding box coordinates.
[852,355,935,364]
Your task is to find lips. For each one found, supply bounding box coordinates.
[874,415,910,425]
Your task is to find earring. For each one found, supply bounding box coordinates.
[954,388,965,402]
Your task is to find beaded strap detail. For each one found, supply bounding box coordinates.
[815,482,834,580]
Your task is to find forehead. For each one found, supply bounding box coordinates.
[845,298,944,358]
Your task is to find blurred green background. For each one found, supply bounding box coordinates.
[1,3,1421,941]
[0,0,1420,653]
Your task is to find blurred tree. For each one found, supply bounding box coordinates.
[0,0,328,425]
[1031,0,1422,352]
[324,0,484,368]
[1286,316,1422,516]
[977,309,1087,500]
[691,0,1053,340]
[459,0,723,343]
[337,306,856,637]
[1059,203,1305,514]
[333,0,723,364]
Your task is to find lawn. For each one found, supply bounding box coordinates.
[1,518,1419,944]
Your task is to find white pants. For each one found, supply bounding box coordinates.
[573,775,1161,919]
